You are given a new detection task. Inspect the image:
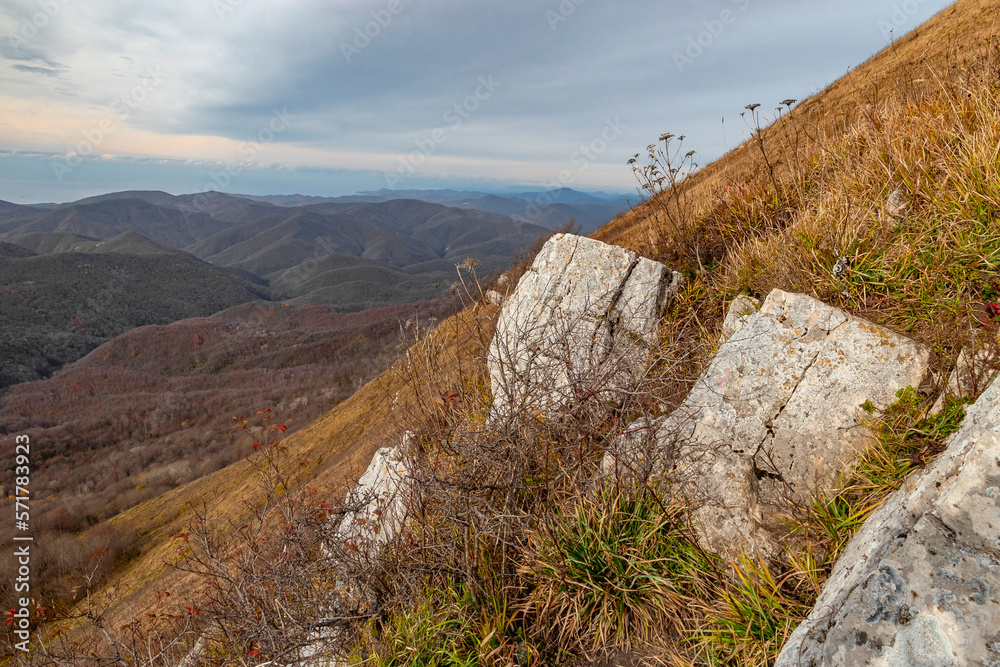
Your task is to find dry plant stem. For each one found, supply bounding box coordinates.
[629,134,699,258]
[743,103,780,196]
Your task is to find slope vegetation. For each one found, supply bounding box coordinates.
[16,1,1000,663]
[0,247,270,389]
[0,298,456,610]
[596,0,1000,372]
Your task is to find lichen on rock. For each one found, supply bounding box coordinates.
[776,373,1000,666]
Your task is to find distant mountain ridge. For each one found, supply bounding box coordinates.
[235,186,634,233]
[0,197,233,248]
[0,191,548,308]
[0,190,551,388]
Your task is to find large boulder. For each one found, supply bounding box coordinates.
[488,233,681,419]
[603,290,933,557]
[776,372,1000,666]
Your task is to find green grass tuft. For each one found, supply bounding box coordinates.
[522,484,714,653]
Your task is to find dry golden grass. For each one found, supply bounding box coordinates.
[49,1,1000,662]
[598,0,1000,255]
[599,0,1000,386]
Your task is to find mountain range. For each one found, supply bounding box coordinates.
[0,190,552,307]
[235,187,633,233]
[0,189,587,389]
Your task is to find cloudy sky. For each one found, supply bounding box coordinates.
[0,0,954,204]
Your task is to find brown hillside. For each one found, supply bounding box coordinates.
[597,0,998,253]
[594,0,1000,374]
[32,0,1000,658]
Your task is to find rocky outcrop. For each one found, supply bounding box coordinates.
[488,233,681,419]
[338,439,411,549]
[292,443,413,667]
[336,253,999,663]
[330,236,1000,663]
[776,373,1000,666]
[603,290,933,557]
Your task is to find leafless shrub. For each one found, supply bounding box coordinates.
[364,280,708,660]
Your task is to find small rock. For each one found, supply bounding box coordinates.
[338,437,412,550]
[485,290,504,306]
[886,187,908,218]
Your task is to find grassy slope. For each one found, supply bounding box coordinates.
[597,0,1000,370]
[69,0,1000,654]
[597,1,995,248]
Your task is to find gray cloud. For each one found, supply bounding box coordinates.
[12,62,62,76]
[0,0,957,202]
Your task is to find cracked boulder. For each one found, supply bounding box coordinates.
[602,289,932,557]
[488,233,681,419]
[776,373,1000,667]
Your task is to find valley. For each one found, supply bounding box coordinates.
[0,189,604,389]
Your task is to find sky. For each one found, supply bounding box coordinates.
[0,0,956,204]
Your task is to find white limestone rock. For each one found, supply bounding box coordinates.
[603,289,932,558]
[488,233,681,419]
[303,440,414,666]
[338,440,411,549]
[776,373,1000,666]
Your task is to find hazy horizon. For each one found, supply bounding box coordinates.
[3,184,635,208]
